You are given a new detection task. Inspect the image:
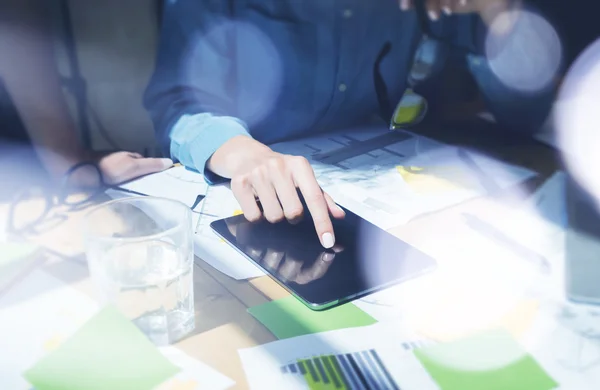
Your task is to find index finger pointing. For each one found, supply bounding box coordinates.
[290,157,335,249]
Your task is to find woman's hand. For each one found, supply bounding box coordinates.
[97,151,173,184]
[209,136,345,249]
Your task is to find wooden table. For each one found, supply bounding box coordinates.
[0,128,560,389]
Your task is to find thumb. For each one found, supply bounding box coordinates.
[121,157,173,182]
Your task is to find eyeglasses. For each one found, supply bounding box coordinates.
[376,0,479,130]
[6,161,145,237]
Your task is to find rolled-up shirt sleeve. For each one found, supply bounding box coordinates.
[169,113,250,184]
[143,0,248,183]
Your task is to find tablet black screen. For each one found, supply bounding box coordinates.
[211,203,436,309]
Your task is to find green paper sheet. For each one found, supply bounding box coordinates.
[248,296,377,339]
[24,305,180,390]
[414,329,558,390]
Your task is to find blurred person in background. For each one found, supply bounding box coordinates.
[0,0,173,201]
[145,0,559,248]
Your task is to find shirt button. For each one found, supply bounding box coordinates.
[342,9,353,18]
[338,83,347,92]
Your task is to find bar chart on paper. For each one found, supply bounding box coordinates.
[280,349,399,390]
[238,324,443,390]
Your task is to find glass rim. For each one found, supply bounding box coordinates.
[82,196,192,243]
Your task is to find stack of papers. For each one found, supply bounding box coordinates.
[0,269,235,390]
[117,166,208,208]
[271,127,536,229]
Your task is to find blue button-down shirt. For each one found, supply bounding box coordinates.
[144,0,554,182]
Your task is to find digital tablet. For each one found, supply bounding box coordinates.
[210,201,437,310]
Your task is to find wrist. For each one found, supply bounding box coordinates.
[207,136,274,178]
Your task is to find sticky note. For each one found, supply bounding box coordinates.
[414,329,557,390]
[248,296,377,339]
[396,165,478,194]
[24,305,180,390]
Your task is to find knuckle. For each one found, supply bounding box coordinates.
[245,212,262,223]
[290,155,310,168]
[266,156,286,172]
[251,165,268,181]
[285,207,304,220]
[230,175,250,193]
[297,156,311,166]
[265,211,284,223]
[303,191,324,205]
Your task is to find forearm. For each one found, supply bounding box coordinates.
[0,0,86,174]
[169,113,273,183]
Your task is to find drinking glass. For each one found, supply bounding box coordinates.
[83,196,195,345]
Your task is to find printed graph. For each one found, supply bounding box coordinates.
[401,340,432,351]
[280,349,399,390]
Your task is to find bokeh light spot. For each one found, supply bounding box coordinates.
[184,20,283,127]
[556,38,600,208]
[485,9,562,93]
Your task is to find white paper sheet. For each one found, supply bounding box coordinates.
[271,127,536,229]
[193,185,265,280]
[238,323,438,390]
[156,347,235,390]
[119,166,208,208]
[520,303,600,390]
[0,270,99,390]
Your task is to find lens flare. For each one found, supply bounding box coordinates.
[556,38,600,208]
[184,20,283,127]
[485,9,562,93]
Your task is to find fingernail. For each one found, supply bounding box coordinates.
[161,158,174,168]
[460,0,467,5]
[442,6,452,15]
[321,232,335,249]
[400,1,408,10]
[428,10,438,20]
[323,252,335,262]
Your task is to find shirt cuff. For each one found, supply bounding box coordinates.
[169,113,251,184]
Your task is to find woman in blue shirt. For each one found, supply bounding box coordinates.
[145,0,556,248]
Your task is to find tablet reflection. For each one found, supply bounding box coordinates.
[225,218,344,285]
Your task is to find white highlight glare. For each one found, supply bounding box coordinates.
[556,38,600,208]
[184,20,283,127]
[485,10,562,93]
